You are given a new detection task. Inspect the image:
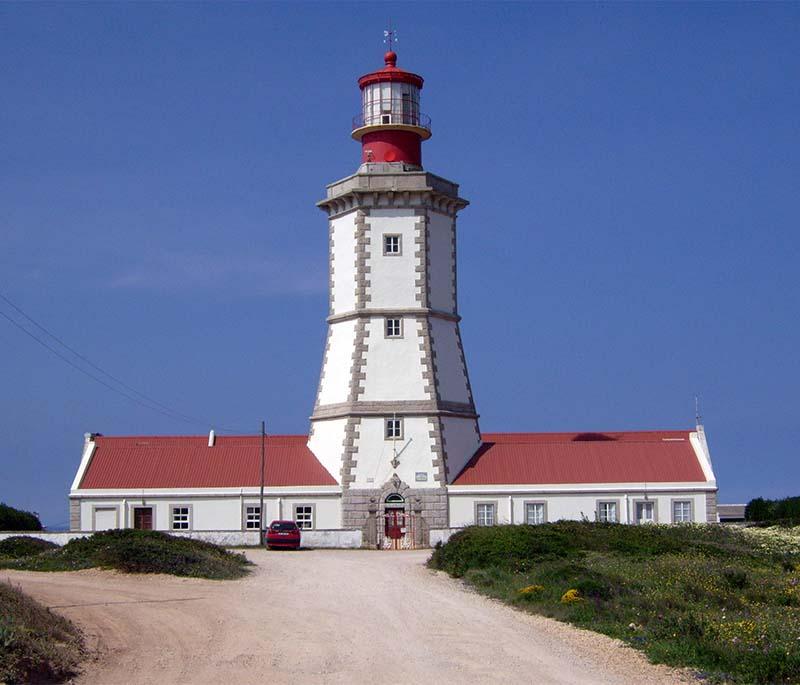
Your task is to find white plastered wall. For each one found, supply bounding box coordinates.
[430,318,470,403]
[317,320,357,406]
[440,417,481,483]
[365,209,419,309]
[307,417,348,485]
[447,489,710,528]
[331,212,357,315]
[427,211,456,313]
[360,317,428,401]
[78,492,342,531]
[351,417,439,489]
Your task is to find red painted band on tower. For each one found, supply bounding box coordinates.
[360,130,422,166]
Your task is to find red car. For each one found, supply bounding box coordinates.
[264,520,301,550]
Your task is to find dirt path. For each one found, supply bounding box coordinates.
[3,549,689,684]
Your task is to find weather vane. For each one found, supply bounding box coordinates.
[383,24,397,52]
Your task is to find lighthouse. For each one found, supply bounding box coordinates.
[308,47,481,542]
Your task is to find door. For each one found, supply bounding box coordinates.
[384,509,405,539]
[93,507,118,531]
[133,507,153,530]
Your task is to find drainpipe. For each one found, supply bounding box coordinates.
[122,498,128,528]
[509,495,514,525]
[624,494,630,524]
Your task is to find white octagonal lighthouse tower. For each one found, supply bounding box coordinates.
[308,49,481,542]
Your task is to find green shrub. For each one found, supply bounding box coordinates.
[746,496,800,524]
[0,503,42,532]
[0,529,251,580]
[0,536,58,559]
[429,522,800,683]
[0,581,83,683]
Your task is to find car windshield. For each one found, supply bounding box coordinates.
[271,522,297,531]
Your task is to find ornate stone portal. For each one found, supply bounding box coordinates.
[306,52,481,547]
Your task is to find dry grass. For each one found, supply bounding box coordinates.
[0,581,84,683]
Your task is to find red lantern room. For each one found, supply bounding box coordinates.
[352,50,431,168]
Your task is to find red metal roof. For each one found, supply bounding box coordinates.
[358,51,424,89]
[452,431,708,486]
[78,435,337,490]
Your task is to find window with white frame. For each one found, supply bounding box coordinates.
[385,318,402,338]
[635,501,655,524]
[245,506,261,530]
[383,234,401,255]
[295,505,314,530]
[673,500,692,523]
[525,502,545,525]
[597,501,617,523]
[385,417,403,440]
[476,502,496,526]
[171,506,190,530]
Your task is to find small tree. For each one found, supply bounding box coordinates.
[0,502,43,531]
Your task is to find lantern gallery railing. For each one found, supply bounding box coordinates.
[352,103,431,132]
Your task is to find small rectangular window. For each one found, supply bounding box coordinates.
[385,418,403,440]
[673,500,692,523]
[245,506,261,530]
[383,234,401,256]
[295,505,314,530]
[385,318,402,338]
[597,501,617,523]
[476,503,495,526]
[635,501,655,524]
[171,506,190,530]
[525,502,545,525]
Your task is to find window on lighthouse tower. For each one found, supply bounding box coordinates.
[385,318,402,338]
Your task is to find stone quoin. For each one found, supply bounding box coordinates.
[67,48,719,547]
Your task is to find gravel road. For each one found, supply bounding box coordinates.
[3,549,689,684]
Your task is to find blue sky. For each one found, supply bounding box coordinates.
[1,2,798,526]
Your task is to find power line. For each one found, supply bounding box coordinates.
[0,292,249,433]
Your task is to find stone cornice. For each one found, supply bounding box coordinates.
[327,308,460,324]
[311,399,478,422]
[317,170,469,219]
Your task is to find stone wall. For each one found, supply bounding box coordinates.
[343,484,448,548]
[706,490,719,523]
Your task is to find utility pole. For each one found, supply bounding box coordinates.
[259,420,266,545]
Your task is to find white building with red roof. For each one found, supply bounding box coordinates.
[69,49,718,547]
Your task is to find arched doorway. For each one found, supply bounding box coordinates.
[383,493,406,541]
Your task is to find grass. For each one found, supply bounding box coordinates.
[0,581,84,684]
[428,522,800,684]
[0,529,252,580]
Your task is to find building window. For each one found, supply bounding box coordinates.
[383,234,401,256]
[385,417,403,440]
[295,505,314,530]
[597,501,618,523]
[245,506,261,530]
[635,501,655,524]
[525,502,546,525]
[673,500,692,523]
[476,502,496,526]
[171,506,190,530]
[385,318,402,338]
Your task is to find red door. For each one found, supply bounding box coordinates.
[384,510,405,539]
[133,507,153,530]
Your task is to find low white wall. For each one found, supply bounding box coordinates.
[429,529,459,547]
[0,529,363,549]
[300,529,362,549]
[0,532,91,545]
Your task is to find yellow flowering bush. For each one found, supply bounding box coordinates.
[518,584,544,595]
[560,588,582,603]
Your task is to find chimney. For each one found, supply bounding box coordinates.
[208,429,216,447]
